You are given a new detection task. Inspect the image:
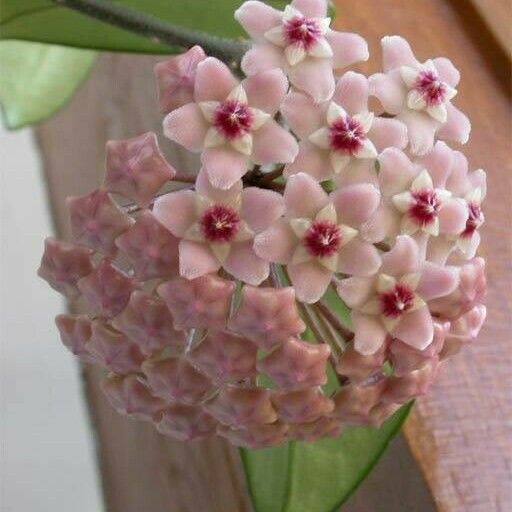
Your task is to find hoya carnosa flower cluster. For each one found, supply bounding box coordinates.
[39,0,486,449]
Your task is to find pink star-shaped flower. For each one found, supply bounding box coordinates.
[104,132,176,208]
[38,238,93,300]
[142,356,213,405]
[188,330,257,385]
[337,236,460,355]
[272,386,334,423]
[78,258,136,317]
[228,285,305,349]
[115,211,179,280]
[255,173,381,303]
[257,337,331,389]
[101,374,165,421]
[204,386,277,428]
[86,320,144,374]
[156,404,217,441]
[55,314,97,364]
[163,56,297,189]
[154,45,207,114]
[112,291,185,355]
[282,71,407,183]
[217,422,288,449]
[154,171,283,284]
[288,417,341,442]
[369,36,470,155]
[66,189,133,256]
[157,274,235,330]
[236,0,368,102]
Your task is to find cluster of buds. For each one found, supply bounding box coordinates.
[38,0,486,449]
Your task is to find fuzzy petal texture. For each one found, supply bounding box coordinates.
[287,58,335,103]
[417,262,459,301]
[352,312,387,355]
[292,0,327,17]
[332,183,381,226]
[381,235,420,277]
[439,198,469,235]
[281,92,325,139]
[432,57,460,87]
[252,120,299,165]
[327,32,369,70]
[253,219,297,264]
[416,141,454,187]
[241,187,285,232]
[369,71,406,115]
[223,241,269,285]
[202,147,249,189]
[392,306,434,350]
[338,239,381,276]
[378,148,416,197]
[336,276,375,309]
[243,68,288,114]
[163,103,208,152]
[179,240,220,280]
[284,172,329,218]
[332,71,368,114]
[194,57,238,102]
[368,117,408,153]
[153,189,196,237]
[437,102,471,145]
[283,142,331,181]
[234,1,282,41]
[381,35,419,71]
[398,110,437,156]
[242,44,285,76]
[288,261,332,303]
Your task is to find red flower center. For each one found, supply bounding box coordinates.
[214,100,253,139]
[461,201,483,238]
[303,220,342,258]
[414,70,447,106]
[380,283,415,318]
[200,205,240,242]
[284,16,322,49]
[408,189,441,226]
[329,117,366,155]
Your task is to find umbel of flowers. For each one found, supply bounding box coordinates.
[38,0,486,449]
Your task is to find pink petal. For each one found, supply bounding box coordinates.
[253,219,297,264]
[418,262,459,301]
[287,58,335,103]
[241,187,284,232]
[242,44,285,76]
[416,141,454,187]
[378,148,416,197]
[381,235,421,277]
[252,120,299,165]
[335,159,378,188]
[392,306,434,350]
[178,240,220,279]
[194,57,238,102]
[332,71,369,115]
[433,57,460,87]
[360,202,398,243]
[398,110,437,156]
[284,142,331,182]
[234,1,282,41]
[469,169,487,198]
[202,147,249,190]
[331,183,380,226]
[381,35,419,71]
[425,237,454,265]
[288,261,332,303]
[369,71,406,115]
[338,239,381,276]
[352,312,387,355]
[326,31,369,70]
[163,103,208,152]
[243,68,288,114]
[291,0,327,17]
[437,102,471,145]
[153,189,196,237]
[224,241,269,285]
[284,172,329,218]
[368,117,408,152]
[195,166,243,204]
[439,198,469,235]
[445,150,469,196]
[336,276,375,309]
[281,92,325,139]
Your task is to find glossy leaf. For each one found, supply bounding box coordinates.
[0,41,96,129]
[0,1,290,55]
[241,404,412,512]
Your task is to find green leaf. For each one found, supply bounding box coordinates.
[0,1,289,55]
[0,40,96,129]
[241,404,412,512]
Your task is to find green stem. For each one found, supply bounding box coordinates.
[51,0,249,67]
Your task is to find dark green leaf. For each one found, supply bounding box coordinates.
[0,40,96,129]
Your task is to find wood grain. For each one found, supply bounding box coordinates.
[334,1,512,510]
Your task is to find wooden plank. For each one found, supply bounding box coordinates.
[334,1,512,510]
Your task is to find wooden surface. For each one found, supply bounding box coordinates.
[35,0,511,511]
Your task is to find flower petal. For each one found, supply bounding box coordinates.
[381,35,419,71]
[416,141,454,187]
[254,219,297,264]
[381,235,420,277]
[332,71,369,115]
[398,110,437,156]
[437,102,471,145]
[368,71,406,115]
[378,148,416,197]
[281,92,325,139]
[284,141,332,181]
[179,240,220,279]
[241,187,285,232]
[194,57,239,102]
[326,31,369,70]
[336,276,375,308]
[288,261,332,303]
[242,43,286,76]
[439,198,468,235]
[392,306,433,350]
[243,68,288,114]
[368,117,408,152]
[252,120,299,164]
[234,1,283,41]
[284,172,329,218]
[352,312,387,355]
[163,103,208,152]
[287,57,335,103]
[291,0,327,17]
[338,239,381,276]
[417,262,459,300]
[201,147,249,189]
[331,183,380,226]
[432,57,460,87]
[153,190,197,237]
[224,241,269,285]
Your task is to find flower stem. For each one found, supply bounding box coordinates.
[50,0,249,67]
[316,300,354,341]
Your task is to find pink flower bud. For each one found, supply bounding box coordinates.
[156,404,217,441]
[217,422,288,449]
[288,417,342,443]
[272,387,334,423]
[55,314,96,364]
